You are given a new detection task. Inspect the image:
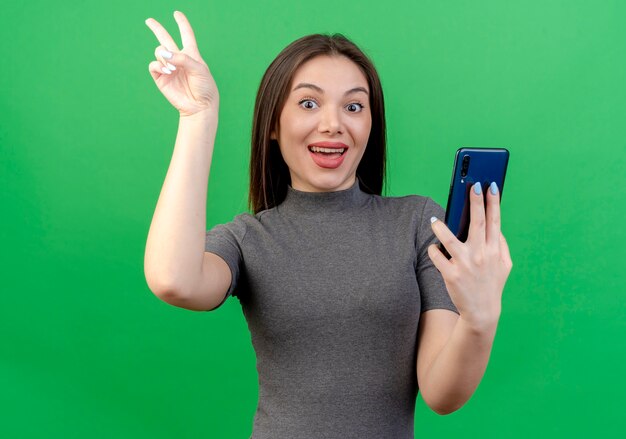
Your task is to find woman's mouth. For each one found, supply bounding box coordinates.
[307,145,348,169]
[308,145,346,156]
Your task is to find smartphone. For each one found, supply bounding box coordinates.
[438,147,509,259]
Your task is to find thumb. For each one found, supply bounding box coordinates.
[427,244,455,280]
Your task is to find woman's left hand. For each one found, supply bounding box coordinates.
[428,182,513,330]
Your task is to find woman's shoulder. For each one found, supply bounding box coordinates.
[367,193,446,242]
[369,192,444,217]
[223,209,277,232]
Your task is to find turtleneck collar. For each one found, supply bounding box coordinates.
[278,178,371,214]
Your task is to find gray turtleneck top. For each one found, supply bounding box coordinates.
[204,180,458,439]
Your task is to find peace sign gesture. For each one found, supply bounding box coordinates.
[145,11,219,118]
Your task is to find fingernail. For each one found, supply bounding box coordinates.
[473,182,482,195]
[490,181,498,195]
[166,62,176,71]
[161,66,172,74]
[159,49,173,59]
[430,216,438,224]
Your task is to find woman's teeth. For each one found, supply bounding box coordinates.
[309,146,345,154]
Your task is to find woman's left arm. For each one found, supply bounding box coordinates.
[416,181,513,415]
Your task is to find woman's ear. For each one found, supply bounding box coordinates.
[270,123,279,140]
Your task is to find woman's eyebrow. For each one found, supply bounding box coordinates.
[292,82,369,96]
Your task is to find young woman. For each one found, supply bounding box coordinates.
[144,10,512,438]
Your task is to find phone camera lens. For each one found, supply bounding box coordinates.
[461,155,470,177]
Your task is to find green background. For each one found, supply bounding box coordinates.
[2,0,624,437]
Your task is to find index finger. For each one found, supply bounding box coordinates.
[173,10,199,50]
[145,17,180,52]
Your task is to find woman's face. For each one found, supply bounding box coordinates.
[272,55,372,192]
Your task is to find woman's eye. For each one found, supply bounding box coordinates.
[299,99,318,110]
[346,103,364,112]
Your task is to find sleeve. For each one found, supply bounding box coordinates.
[204,213,249,306]
[415,197,459,315]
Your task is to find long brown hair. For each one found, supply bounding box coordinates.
[249,33,386,214]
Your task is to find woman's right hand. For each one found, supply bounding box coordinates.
[145,11,219,118]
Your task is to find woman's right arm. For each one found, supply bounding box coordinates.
[142,11,231,311]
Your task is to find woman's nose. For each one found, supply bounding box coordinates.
[318,107,343,134]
